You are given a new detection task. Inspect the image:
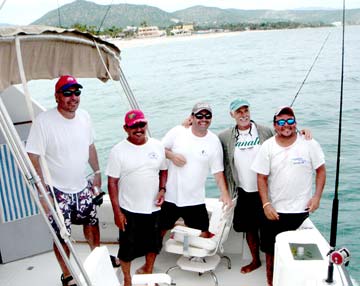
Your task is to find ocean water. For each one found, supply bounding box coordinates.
[27,26,360,280]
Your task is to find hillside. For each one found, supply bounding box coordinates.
[31,0,360,28]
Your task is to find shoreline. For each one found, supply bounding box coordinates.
[109,31,247,49]
[108,26,336,49]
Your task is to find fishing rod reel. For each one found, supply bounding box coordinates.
[328,247,351,267]
[92,186,105,206]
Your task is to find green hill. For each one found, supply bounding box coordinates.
[32,0,360,28]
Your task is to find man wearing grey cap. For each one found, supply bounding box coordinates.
[159,102,232,239]
[218,98,274,274]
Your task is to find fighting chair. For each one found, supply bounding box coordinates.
[164,198,236,286]
[82,246,171,286]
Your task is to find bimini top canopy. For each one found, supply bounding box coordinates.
[0,25,121,92]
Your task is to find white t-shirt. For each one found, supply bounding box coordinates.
[26,108,94,193]
[162,125,224,207]
[251,135,325,213]
[105,138,167,214]
[233,123,261,193]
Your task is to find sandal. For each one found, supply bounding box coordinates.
[110,255,121,268]
[61,274,77,286]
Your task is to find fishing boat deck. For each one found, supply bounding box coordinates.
[0,242,267,286]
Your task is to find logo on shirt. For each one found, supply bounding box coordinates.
[148,152,159,160]
[235,137,260,150]
[292,157,307,165]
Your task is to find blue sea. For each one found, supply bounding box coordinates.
[28,26,360,281]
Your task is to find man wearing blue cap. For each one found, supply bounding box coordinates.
[218,98,274,274]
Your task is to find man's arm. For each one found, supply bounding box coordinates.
[88,143,101,190]
[257,173,279,220]
[165,148,187,167]
[155,170,168,206]
[306,164,326,212]
[107,176,126,231]
[213,171,232,206]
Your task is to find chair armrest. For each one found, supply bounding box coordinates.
[171,225,202,237]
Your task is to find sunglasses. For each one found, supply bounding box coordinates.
[194,113,212,120]
[59,90,81,97]
[128,122,147,129]
[275,118,296,126]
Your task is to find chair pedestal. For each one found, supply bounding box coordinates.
[166,255,221,286]
[177,255,220,273]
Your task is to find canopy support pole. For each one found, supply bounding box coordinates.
[10,37,93,286]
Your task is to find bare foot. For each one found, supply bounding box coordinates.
[135,265,151,274]
[240,261,261,274]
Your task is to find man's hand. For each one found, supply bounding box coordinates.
[263,203,280,220]
[114,211,127,231]
[306,196,321,213]
[220,191,233,207]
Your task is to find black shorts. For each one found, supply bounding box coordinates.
[118,208,162,262]
[160,201,209,232]
[233,188,264,232]
[260,212,309,254]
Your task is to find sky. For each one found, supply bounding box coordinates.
[1,0,360,25]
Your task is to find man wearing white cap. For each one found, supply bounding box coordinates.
[251,106,326,286]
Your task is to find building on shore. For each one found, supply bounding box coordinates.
[137,26,165,38]
[170,23,194,36]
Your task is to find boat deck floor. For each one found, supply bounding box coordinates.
[0,243,266,286]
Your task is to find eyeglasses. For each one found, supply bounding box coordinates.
[275,118,296,126]
[128,122,147,129]
[58,90,81,97]
[194,113,212,120]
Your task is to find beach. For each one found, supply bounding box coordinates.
[109,31,246,49]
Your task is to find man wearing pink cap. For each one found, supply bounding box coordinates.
[26,75,102,286]
[106,109,167,286]
[252,106,326,286]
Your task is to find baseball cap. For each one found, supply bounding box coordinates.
[124,109,147,127]
[192,102,212,114]
[274,106,295,117]
[55,75,83,92]
[230,98,250,112]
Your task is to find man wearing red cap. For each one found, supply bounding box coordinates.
[106,109,167,286]
[26,75,102,286]
[251,106,326,286]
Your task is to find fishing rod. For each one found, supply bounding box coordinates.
[325,0,351,283]
[290,32,330,107]
[97,0,114,34]
[56,0,62,28]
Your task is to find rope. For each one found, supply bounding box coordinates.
[290,32,331,107]
[0,0,7,10]
[93,39,152,136]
